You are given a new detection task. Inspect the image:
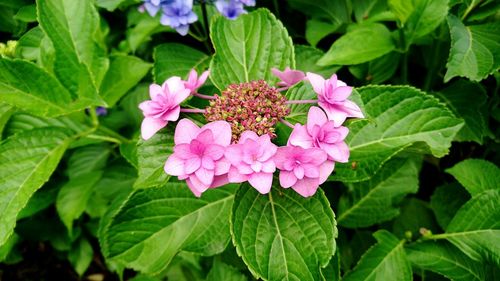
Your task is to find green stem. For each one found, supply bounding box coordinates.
[399,29,408,84]
[89,106,99,127]
[200,0,214,54]
[423,39,443,91]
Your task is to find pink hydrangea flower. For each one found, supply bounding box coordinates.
[306,72,364,126]
[288,106,349,163]
[139,77,190,140]
[164,119,232,197]
[225,131,277,194]
[184,69,209,93]
[272,67,305,87]
[274,145,329,197]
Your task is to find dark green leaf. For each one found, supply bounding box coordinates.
[295,45,341,78]
[153,43,209,83]
[68,237,94,276]
[430,183,470,229]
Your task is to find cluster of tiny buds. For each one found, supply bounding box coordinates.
[205,80,289,142]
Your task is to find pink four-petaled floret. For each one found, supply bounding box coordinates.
[271,67,305,88]
[184,69,210,93]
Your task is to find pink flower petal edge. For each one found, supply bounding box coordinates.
[184,69,210,93]
[272,67,305,87]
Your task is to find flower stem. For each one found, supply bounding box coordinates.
[200,0,214,54]
[193,92,216,100]
[277,86,289,92]
[286,100,318,104]
[279,118,295,129]
[181,108,206,114]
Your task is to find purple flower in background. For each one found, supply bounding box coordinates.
[95,107,108,116]
[237,0,255,6]
[215,0,247,20]
[141,0,174,16]
[160,0,198,36]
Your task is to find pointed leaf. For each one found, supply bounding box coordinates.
[210,9,294,90]
[446,159,500,196]
[0,127,73,246]
[430,183,470,229]
[153,43,210,83]
[231,183,336,281]
[103,182,235,274]
[338,157,421,228]
[403,0,449,43]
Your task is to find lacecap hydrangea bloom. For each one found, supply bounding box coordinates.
[139,68,364,198]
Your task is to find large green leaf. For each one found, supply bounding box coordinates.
[288,0,351,25]
[338,157,421,228]
[134,127,173,189]
[330,85,463,182]
[407,240,494,281]
[403,0,449,44]
[295,45,341,78]
[430,183,470,229]
[37,0,107,104]
[153,43,210,84]
[431,190,500,265]
[231,183,336,281]
[0,127,73,246]
[0,58,73,117]
[100,55,151,107]
[343,230,412,281]
[65,144,110,178]
[209,9,294,90]
[446,159,500,196]
[433,80,490,144]
[102,182,235,274]
[0,103,14,139]
[445,15,500,82]
[318,23,396,66]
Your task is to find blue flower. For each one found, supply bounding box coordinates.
[142,0,174,17]
[215,0,247,20]
[160,0,198,36]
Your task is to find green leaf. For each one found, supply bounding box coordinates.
[288,0,351,25]
[295,45,341,78]
[56,171,103,234]
[102,182,235,274]
[125,9,170,52]
[14,4,37,23]
[436,190,500,265]
[338,157,421,228]
[0,58,73,117]
[305,19,339,47]
[0,103,14,139]
[37,0,108,104]
[407,240,493,281]
[15,26,45,61]
[96,0,139,11]
[349,52,401,84]
[343,230,412,281]
[318,23,396,66]
[231,183,336,281]
[430,183,470,229]
[392,198,441,239]
[119,83,149,128]
[0,233,19,263]
[330,85,463,182]
[100,55,151,107]
[68,237,94,276]
[17,183,59,219]
[388,0,414,24]
[66,144,110,179]
[153,43,210,83]
[433,80,490,144]
[403,0,449,43]
[353,0,394,23]
[0,127,73,246]
[134,127,173,189]
[209,9,295,90]
[206,260,247,281]
[445,15,500,82]
[446,159,500,196]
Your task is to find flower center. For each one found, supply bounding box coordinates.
[204,80,289,142]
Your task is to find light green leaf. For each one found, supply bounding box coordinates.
[330,85,463,182]
[404,0,449,43]
[435,190,500,265]
[134,127,173,189]
[353,0,394,23]
[430,183,470,229]
[305,19,339,47]
[96,0,139,11]
[295,45,342,78]
[206,260,247,281]
[100,55,151,106]
[343,230,412,281]
[318,23,396,66]
[17,183,59,219]
[119,83,149,128]
[153,43,210,83]
[445,15,500,82]
[37,0,108,104]
[14,4,37,23]
[68,237,94,276]
[0,58,73,117]
[15,26,45,62]
[338,157,421,228]
[0,103,14,139]
[407,240,493,281]
[231,183,336,281]
[56,171,103,234]
[0,127,73,246]
[446,159,500,196]
[433,80,490,144]
[388,0,414,24]
[0,233,19,263]
[210,9,294,90]
[103,182,235,274]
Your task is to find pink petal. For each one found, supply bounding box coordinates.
[174,118,200,144]
[292,177,319,197]
[228,166,248,183]
[274,146,295,170]
[343,100,365,118]
[186,178,202,197]
[251,161,262,172]
[174,143,195,159]
[210,174,229,188]
[239,130,259,142]
[186,176,209,196]
[279,170,297,188]
[202,156,215,169]
[172,89,191,105]
[141,117,167,140]
[214,158,231,175]
[319,103,348,127]
[185,157,201,174]
[164,76,185,94]
[162,106,181,121]
[306,72,325,96]
[293,166,305,179]
[204,144,225,160]
[198,70,210,87]
[202,121,232,146]
[302,163,320,178]
[138,100,153,114]
[149,84,163,99]
[288,124,314,148]
[195,168,214,185]
[319,160,334,184]
[307,106,328,133]
[248,172,273,194]
[300,147,327,165]
[164,154,186,176]
[332,86,352,101]
[320,142,350,163]
[225,145,243,165]
[261,160,276,173]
